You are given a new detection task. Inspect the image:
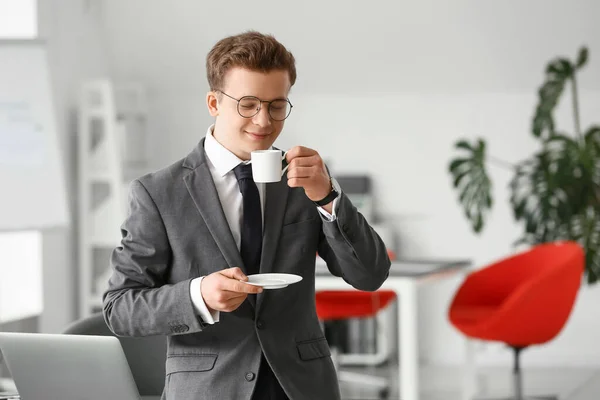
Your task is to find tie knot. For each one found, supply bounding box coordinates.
[233,163,253,181]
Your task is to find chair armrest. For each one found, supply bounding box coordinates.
[451,265,516,308]
[488,263,583,344]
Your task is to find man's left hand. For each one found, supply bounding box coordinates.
[285,146,333,210]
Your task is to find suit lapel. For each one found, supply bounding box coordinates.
[183,165,244,271]
[256,178,289,313]
[182,140,255,309]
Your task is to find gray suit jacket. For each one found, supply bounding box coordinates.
[102,138,391,400]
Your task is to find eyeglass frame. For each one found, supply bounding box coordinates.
[214,90,294,121]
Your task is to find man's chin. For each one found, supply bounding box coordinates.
[244,135,275,150]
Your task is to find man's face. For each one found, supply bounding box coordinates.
[207,67,291,160]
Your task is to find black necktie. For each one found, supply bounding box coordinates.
[233,163,262,276]
[234,164,288,400]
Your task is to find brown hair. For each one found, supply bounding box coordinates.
[206,31,297,91]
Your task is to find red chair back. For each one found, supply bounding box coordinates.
[316,291,396,320]
[449,241,584,346]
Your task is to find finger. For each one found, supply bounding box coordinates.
[212,288,253,304]
[218,267,248,281]
[287,177,313,188]
[210,292,247,312]
[216,292,248,305]
[224,291,249,300]
[287,166,317,179]
[285,146,317,163]
[288,154,321,169]
[221,296,248,312]
[224,280,264,294]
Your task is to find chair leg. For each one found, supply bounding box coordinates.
[332,346,390,399]
[338,370,389,390]
[331,346,340,372]
[513,346,524,400]
[512,346,558,400]
[476,347,557,400]
[339,304,393,366]
[338,370,390,399]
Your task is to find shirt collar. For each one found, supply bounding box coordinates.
[204,125,245,177]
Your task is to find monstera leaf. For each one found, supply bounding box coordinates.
[533,48,588,139]
[570,207,600,284]
[581,126,600,283]
[509,129,600,283]
[532,58,572,139]
[576,47,589,68]
[510,136,579,244]
[585,126,600,162]
[448,139,492,233]
[449,47,600,283]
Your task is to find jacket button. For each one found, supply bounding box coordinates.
[245,372,256,381]
[256,320,264,329]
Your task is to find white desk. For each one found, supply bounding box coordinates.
[315,258,472,400]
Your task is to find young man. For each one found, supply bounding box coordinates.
[103,31,391,400]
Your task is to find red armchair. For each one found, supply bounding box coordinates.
[449,241,584,400]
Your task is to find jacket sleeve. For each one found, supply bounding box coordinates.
[317,192,391,291]
[102,179,207,337]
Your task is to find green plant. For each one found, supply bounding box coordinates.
[448,47,600,284]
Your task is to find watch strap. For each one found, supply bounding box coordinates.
[313,183,339,206]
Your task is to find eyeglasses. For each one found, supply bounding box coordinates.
[216,90,293,121]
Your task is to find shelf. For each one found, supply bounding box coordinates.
[88,169,149,184]
[88,185,127,247]
[88,294,103,309]
[0,377,17,393]
[123,165,152,182]
[78,80,148,319]
[87,107,111,119]
[89,171,113,182]
[90,236,121,247]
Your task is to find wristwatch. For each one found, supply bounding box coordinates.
[313,177,341,207]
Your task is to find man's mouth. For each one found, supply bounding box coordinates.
[245,131,271,139]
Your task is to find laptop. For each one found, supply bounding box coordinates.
[0,332,161,400]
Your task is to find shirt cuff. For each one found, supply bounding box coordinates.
[317,195,339,222]
[190,277,220,324]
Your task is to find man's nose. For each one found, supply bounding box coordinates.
[252,104,272,127]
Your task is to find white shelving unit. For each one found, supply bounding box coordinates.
[77,80,149,318]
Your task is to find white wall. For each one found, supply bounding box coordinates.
[95,0,600,366]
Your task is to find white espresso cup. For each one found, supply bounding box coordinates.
[250,149,289,183]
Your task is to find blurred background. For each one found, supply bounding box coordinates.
[1,1,600,399]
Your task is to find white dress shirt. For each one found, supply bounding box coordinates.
[190,126,339,324]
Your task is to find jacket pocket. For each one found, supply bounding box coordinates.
[296,337,331,361]
[166,354,218,375]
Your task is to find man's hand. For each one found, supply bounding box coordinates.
[285,146,332,209]
[200,267,263,312]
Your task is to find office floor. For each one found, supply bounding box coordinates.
[3,363,600,399]
[339,364,600,400]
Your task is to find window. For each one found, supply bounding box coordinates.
[0,0,37,38]
[0,231,42,324]
[0,0,41,326]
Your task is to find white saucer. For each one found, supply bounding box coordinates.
[244,273,303,289]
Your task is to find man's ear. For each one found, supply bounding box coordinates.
[207,91,219,117]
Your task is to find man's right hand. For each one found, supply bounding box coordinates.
[200,267,263,312]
